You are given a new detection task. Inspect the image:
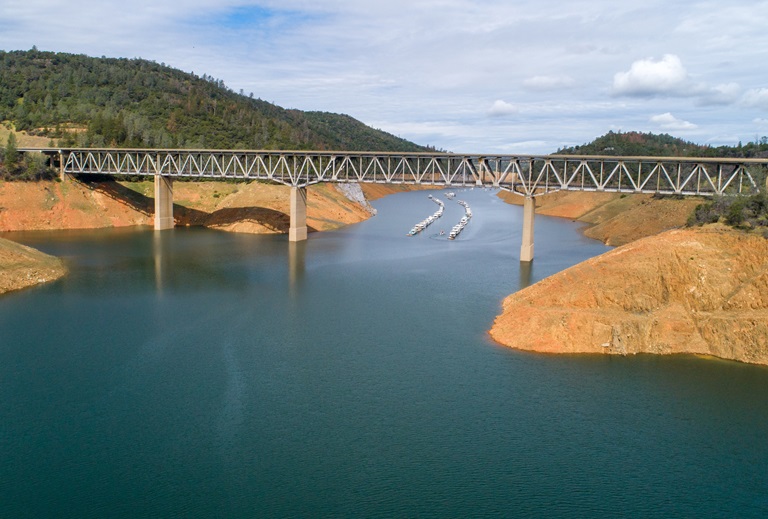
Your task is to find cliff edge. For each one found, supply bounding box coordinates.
[490,227,768,364]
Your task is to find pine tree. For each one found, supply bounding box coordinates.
[5,133,18,167]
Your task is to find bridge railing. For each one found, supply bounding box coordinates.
[20,148,768,197]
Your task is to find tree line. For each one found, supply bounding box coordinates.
[0,48,426,152]
[556,130,768,159]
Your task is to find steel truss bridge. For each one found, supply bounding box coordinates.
[20,148,768,261]
[42,148,766,197]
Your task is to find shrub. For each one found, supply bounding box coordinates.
[688,193,768,233]
[725,198,746,226]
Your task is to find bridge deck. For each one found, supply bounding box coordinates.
[21,148,768,197]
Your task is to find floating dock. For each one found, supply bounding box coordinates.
[447,199,472,240]
[407,195,445,236]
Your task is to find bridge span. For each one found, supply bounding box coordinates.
[20,147,768,262]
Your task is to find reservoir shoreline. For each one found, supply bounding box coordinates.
[5,180,767,368]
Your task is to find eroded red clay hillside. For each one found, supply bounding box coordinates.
[490,226,768,364]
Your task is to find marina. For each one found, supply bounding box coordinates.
[407,195,445,235]
[406,192,473,240]
[448,198,473,240]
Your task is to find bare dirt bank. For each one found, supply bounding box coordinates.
[0,237,66,295]
[0,178,394,293]
[490,227,768,365]
[0,179,379,234]
[359,183,436,201]
[498,190,702,246]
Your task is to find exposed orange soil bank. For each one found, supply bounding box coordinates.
[0,237,66,295]
[0,179,381,233]
[490,227,768,365]
[0,179,418,294]
[359,183,435,201]
[497,190,702,246]
[0,179,152,231]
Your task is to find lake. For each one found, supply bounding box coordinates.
[1,188,767,517]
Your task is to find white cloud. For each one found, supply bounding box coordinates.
[612,54,690,96]
[698,83,741,105]
[487,100,518,117]
[650,112,698,130]
[497,141,549,153]
[522,75,575,90]
[742,88,768,109]
[1,1,768,153]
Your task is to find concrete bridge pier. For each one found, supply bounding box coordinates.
[520,196,535,262]
[477,159,489,186]
[58,152,67,181]
[154,175,175,230]
[289,186,308,242]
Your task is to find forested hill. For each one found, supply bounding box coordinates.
[556,131,768,158]
[0,49,427,151]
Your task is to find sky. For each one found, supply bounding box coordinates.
[2,0,768,153]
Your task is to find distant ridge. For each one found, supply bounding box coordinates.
[555,130,768,158]
[0,48,427,152]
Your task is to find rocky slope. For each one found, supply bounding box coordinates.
[490,227,768,364]
[0,237,66,294]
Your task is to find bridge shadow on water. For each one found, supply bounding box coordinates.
[78,178,316,233]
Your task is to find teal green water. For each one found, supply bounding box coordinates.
[1,189,767,518]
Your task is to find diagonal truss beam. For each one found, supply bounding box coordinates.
[32,148,765,197]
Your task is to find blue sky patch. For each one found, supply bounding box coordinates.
[215,5,320,31]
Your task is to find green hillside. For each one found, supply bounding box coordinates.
[0,48,426,152]
[556,130,768,158]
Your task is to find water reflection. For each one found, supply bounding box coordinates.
[519,259,533,290]
[153,230,168,294]
[288,240,306,295]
